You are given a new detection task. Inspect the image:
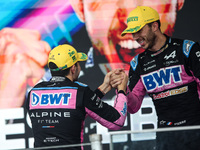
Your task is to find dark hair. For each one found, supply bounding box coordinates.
[147,20,161,30]
[49,62,76,76]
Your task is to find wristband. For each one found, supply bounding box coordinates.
[118,90,126,96]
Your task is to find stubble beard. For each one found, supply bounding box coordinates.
[146,30,156,50]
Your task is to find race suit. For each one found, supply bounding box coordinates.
[26,76,127,150]
[127,35,200,149]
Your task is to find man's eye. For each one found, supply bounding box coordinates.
[138,29,142,33]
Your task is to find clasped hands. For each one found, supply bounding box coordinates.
[99,68,128,95]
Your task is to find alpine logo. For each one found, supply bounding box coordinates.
[164,51,176,60]
[141,65,182,91]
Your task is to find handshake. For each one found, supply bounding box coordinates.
[98,68,128,95]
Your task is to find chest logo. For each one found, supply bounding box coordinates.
[164,51,176,60]
[141,65,182,91]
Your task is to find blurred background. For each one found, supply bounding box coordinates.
[0,0,200,149]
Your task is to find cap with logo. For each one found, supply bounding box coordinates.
[48,44,88,71]
[121,6,160,36]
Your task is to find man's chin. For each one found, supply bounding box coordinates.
[116,44,144,63]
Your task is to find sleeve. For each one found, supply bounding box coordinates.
[25,91,31,111]
[84,87,127,130]
[127,56,146,114]
[184,41,200,80]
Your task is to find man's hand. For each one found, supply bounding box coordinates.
[0,28,51,108]
[117,72,128,93]
[110,68,125,88]
[98,68,124,94]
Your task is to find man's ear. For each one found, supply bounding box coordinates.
[177,0,185,11]
[69,0,85,22]
[152,22,159,32]
[70,65,76,74]
[71,64,76,74]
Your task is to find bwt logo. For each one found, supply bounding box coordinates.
[31,92,72,106]
[141,65,182,91]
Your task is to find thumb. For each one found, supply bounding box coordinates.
[106,70,113,78]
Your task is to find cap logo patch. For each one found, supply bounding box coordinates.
[145,18,155,22]
[72,55,76,62]
[49,55,55,60]
[68,51,75,57]
[127,16,138,23]
[80,53,87,59]
[125,25,141,32]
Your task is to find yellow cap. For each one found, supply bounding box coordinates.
[48,44,88,71]
[121,6,160,36]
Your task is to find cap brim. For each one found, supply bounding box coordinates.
[77,52,88,61]
[121,24,145,36]
[121,27,129,36]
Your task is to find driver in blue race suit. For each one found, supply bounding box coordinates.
[118,6,200,150]
[26,44,128,150]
